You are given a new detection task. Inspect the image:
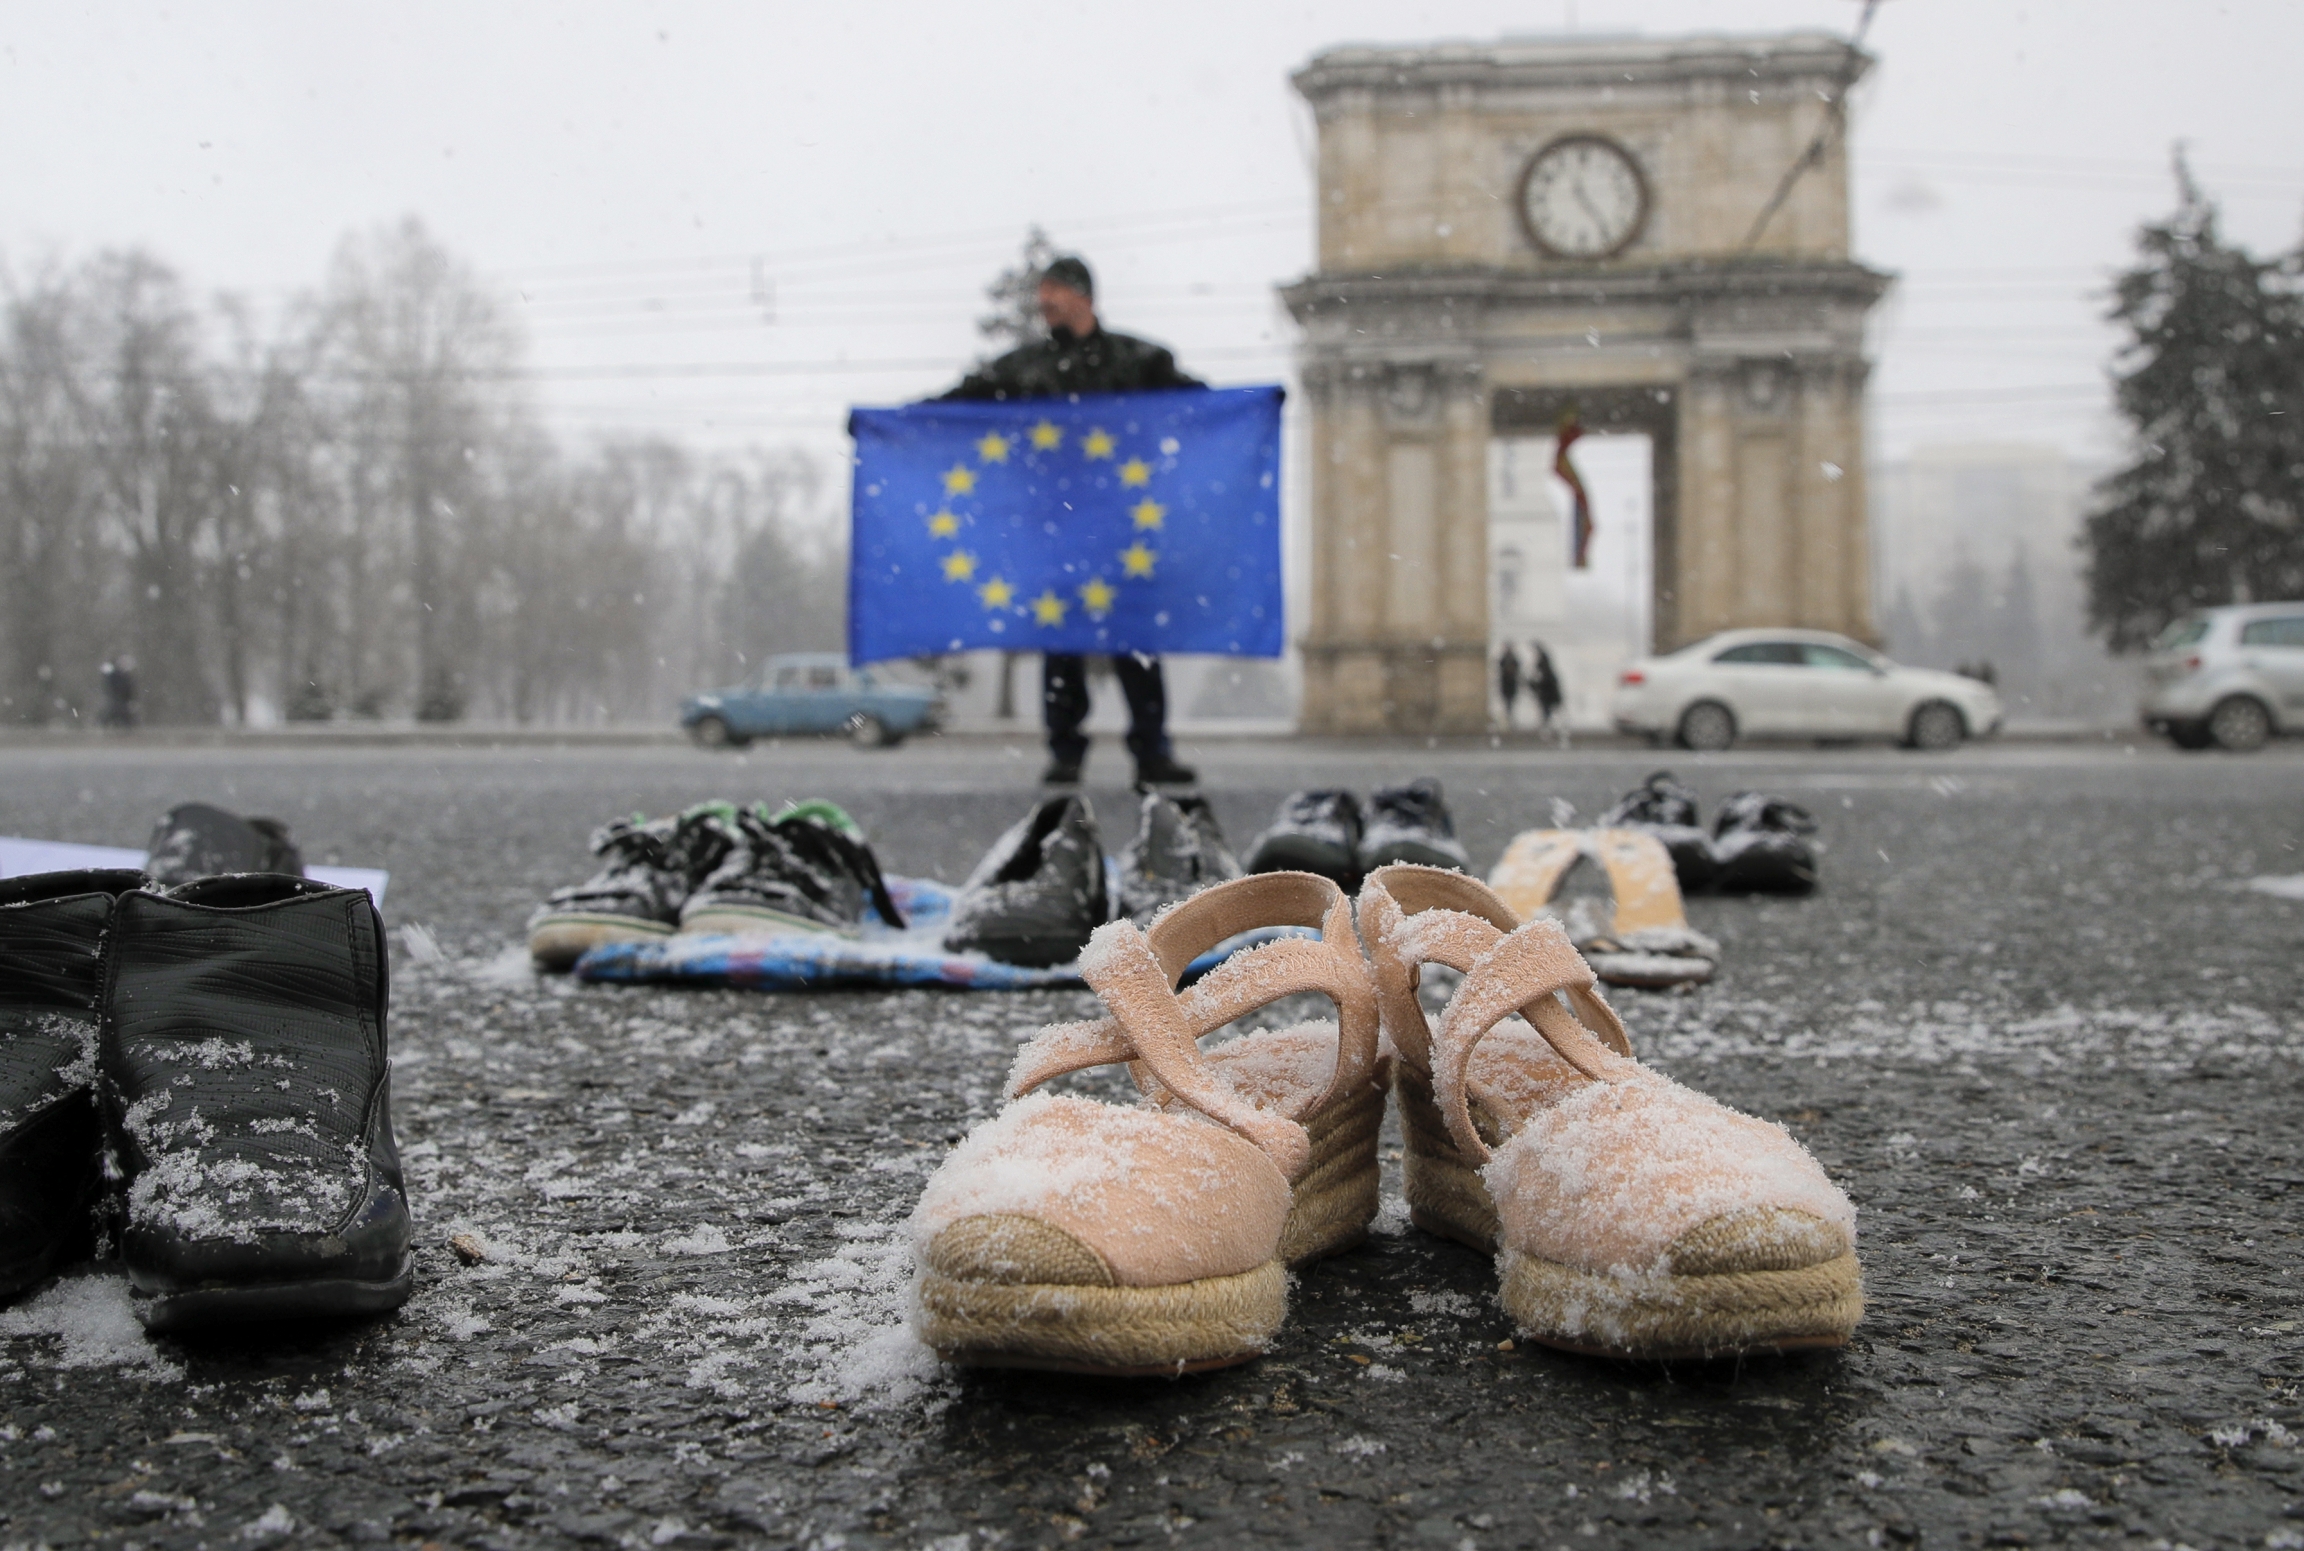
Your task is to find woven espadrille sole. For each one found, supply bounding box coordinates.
[1394,1066,1861,1359]
[528,914,672,970]
[925,1080,1385,1374]
[1497,1248,1861,1360]
[920,1260,1287,1374]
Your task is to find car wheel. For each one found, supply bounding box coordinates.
[1906,701,1965,752]
[2208,695,2273,752]
[689,714,735,750]
[2167,720,2215,751]
[846,711,892,749]
[1675,701,1736,752]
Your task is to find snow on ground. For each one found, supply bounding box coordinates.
[0,1274,183,1381]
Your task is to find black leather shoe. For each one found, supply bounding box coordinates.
[943,796,1109,967]
[1356,779,1471,873]
[1600,770,1719,893]
[1710,792,1820,894]
[144,802,305,885]
[104,874,413,1331]
[1041,759,1084,787]
[0,870,146,1302]
[1116,791,1241,925]
[1245,790,1365,887]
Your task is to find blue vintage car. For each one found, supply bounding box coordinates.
[680,653,944,749]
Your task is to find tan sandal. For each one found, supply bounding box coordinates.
[1360,863,1860,1360]
[910,873,1385,1374]
[1490,826,1719,989]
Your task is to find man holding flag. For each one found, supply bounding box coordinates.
[936,256,1204,787]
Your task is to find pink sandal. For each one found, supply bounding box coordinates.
[1360,864,1861,1359]
[910,873,1386,1373]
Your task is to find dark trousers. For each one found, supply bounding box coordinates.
[1042,653,1168,768]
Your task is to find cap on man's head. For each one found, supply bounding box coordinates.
[1039,255,1094,298]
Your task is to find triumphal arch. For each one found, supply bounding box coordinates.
[1284,33,1890,734]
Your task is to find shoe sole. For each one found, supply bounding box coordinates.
[133,1255,416,1333]
[677,906,858,938]
[529,914,672,971]
[923,1086,1384,1374]
[1395,1067,1861,1359]
[942,935,1088,970]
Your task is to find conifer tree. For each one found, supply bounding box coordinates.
[2083,159,2304,649]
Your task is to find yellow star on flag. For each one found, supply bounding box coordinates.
[975,432,1011,464]
[1118,458,1152,488]
[1078,578,1117,617]
[1120,542,1158,578]
[1130,499,1165,531]
[940,549,977,582]
[1081,429,1116,460]
[1031,590,1067,626]
[1029,420,1063,451]
[942,464,977,496]
[927,510,960,538]
[978,576,1015,609]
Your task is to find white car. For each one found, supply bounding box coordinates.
[1611,629,2004,752]
[2137,602,2304,752]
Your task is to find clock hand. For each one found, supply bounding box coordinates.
[1572,181,1613,237]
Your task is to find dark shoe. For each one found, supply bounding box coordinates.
[1356,779,1470,873]
[679,800,903,936]
[1245,790,1364,887]
[104,874,413,1331]
[943,796,1109,967]
[1116,792,1243,926]
[0,869,147,1302]
[526,802,739,970]
[1710,792,1820,894]
[1041,760,1084,787]
[1133,753,1199,787]
[1600,770,1719,893]
[144,802,304,885]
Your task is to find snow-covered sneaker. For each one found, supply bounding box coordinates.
[104,874,413,1331]
[677,800,903,937]
[0,870,145,1302]
[144,802,304,886]
[1356,778,1470,873]
[1599,770,1718,893]
[1360,864,1860,1359]
[1244,789,1363,887]
[1710,792,1820,895]
[1116,791,1241,926]
[527,802,739,970]
[943,796,1108,968]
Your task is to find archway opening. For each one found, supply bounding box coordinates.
[1489,433,1653,731]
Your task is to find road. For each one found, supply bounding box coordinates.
[1,733,2300,1549]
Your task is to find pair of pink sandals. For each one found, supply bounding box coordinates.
[910,865,1861,1374]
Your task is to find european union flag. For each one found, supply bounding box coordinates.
[847,385,1283,663]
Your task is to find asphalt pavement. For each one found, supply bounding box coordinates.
[1,732,2300,1550]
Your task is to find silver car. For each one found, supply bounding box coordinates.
[1611,628,2004,752]
[2139,602,2304,752]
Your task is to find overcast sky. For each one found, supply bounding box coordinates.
[4,0,2301,487]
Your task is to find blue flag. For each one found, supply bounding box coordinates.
[847,385,1283,663]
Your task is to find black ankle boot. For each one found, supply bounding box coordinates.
[103,874,413,1330]
[0,870,146,1302]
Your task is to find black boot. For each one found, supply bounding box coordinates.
[103,874,413,1331]
[943,796,1109,967]
[0,870,146,1302]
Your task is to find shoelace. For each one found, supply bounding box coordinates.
[1282,789,1359,830]
[753,814,907,928]
[1603,772,1701,829]
[1369,780,1452,836]
[1716,794,1818,837]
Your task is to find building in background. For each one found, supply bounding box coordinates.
[1872,443,2130,721]
[1285,33,1888,735]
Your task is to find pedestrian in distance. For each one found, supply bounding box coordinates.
[1531,640,1564,741]
[937,255,1203,789]
[98,658,137,730]
[1496,642,1523,730]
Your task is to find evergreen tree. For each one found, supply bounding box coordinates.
[2083,159,2304,650]
[975,225,1057,360]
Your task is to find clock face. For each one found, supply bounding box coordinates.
[1518,134,1649,261]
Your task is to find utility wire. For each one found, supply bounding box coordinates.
[1742,0,1883,252]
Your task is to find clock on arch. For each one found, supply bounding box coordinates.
[1515,133,1651,261]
